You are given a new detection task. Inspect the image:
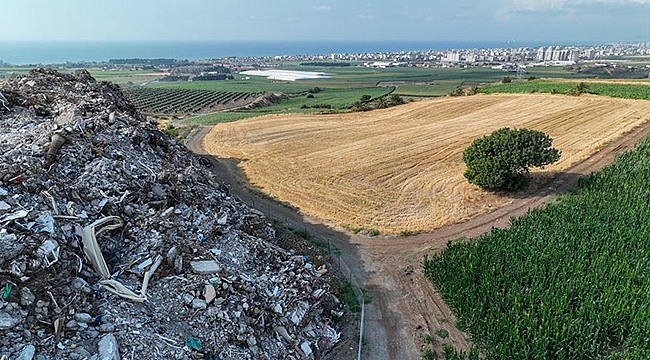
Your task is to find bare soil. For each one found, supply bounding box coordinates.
[188,100,650,359]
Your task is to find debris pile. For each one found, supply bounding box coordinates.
[0,69,343,359]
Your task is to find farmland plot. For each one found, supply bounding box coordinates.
[123,87,258,115]
[204,94,650,233]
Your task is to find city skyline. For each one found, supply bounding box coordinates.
[0,0,649,43]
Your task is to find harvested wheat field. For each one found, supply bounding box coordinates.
[204,94,650,233]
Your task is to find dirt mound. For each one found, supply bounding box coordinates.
[244,92,289,109]
[0,69,342,359]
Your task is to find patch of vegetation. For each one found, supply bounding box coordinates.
[162,123,192,140]
[422,348,435,360]
[333,280,371,312]
[480,80,650,100]
[290,227,313,240]
[425,136,650,358]
[441,345,481,360]
[463,128,560,191]
[565,63,650,79]
[422,333,432,344]
[300,62,351,67]
[435,328,449,339]
[367,229,380,237]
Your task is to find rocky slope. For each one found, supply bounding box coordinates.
[0,69,341,360]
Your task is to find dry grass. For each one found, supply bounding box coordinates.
[204,94,650,234]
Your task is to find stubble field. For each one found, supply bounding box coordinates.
[204,93,650,233]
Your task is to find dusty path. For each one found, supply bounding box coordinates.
[187,118,650,359]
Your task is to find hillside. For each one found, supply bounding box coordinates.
[0,69,343,359]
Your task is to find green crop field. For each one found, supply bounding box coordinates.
[190,86,392,124]
[424,137,650,359]
[123,87,258,114]
[480,80,650,100]
[125,65,604,124]
[89,69,165,85]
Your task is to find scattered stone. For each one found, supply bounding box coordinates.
[191,299,207,310]
[182,293,194,305]
[204,284,216,304]
[97,334,120,360]
[300,341,313,357]
[20,287,35,307]
[15,345,36,360]
[0,312,21,330]
[74,313,93,324]
[190,260,221,274]
[99,323,115,333]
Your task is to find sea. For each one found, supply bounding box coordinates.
[0,40,542,65]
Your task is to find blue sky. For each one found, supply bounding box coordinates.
[0,0,648,43]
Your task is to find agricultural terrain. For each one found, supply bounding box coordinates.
[425,134,650,359]
[481,79,650,100]
[121,65,590,124]
[122,87,260,115]
[203,93,650,234]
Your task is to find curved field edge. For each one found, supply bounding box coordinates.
[203,94,650,234]
[480,80,650,100]
[424,137,650,359]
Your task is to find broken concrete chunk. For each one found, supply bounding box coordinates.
[0,311,22,330]
[273,303,283,315]
[97,333,120,360]
[182,293,194,305]
[190,260,221,274]
[274,326,292,342]
[15,345,36,360]
[300,341,313,357]
[20,287,36,307]
[204,284,216,304]
[0,230,24,265]
[192,298,207,310]
[74,313,93,324]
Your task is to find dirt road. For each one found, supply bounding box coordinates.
[187,118,650,359]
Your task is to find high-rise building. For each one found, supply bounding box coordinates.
[537,47,545,61]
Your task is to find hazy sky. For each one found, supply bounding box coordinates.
[1,0,648,43]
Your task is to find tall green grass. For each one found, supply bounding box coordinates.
[480,80,650,100]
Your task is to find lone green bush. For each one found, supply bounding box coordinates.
[462,128,560,191]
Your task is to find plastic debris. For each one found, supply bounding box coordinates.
[0,209,28,224]
[36,239,60,267]
[1,284,11,299]
[185,337,203,352]
[33,212,55,233]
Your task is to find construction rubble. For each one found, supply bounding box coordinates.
[0,69,345,359]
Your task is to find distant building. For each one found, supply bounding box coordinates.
[537,47,545,61]
[445,52,460,62]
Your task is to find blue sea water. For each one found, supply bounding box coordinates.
[0,40,537,65]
